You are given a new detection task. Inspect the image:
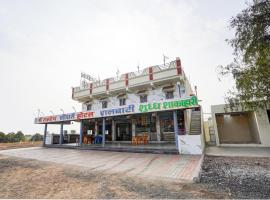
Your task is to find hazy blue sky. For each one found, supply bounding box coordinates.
[0,0,247,134]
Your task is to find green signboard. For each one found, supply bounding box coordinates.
[139,96,198,113]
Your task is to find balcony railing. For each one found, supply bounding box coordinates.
[72,59,185,101]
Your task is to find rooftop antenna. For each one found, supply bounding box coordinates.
[60,108,65,114]
[116,68,120,79]
[163,54,169,66]
[37,109,40,117]
[195,85,198,96]
[72,106,76,113]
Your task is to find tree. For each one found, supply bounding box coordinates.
[31,133,43,141]
[218,0,270,110]
[15,131,25,142]
[0,132,6,142]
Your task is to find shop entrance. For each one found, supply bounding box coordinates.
[82,119,113,144]
[115,123,131,141]
[114,115,132,141]
[216,112,261,144]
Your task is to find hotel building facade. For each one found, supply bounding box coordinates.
[35,57,204,154]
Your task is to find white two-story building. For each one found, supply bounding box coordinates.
[35,57,204,154]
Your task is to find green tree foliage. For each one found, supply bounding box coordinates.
[0,131,28,143]
[30,133,43,141]
[15,131,25,142]
[218,0,270,109]
[0,132,6,142]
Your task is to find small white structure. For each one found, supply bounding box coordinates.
[211,104,270,147]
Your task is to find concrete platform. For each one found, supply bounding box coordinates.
[47,142,179,154]
[0,147,202,182]
[205,146,270,157]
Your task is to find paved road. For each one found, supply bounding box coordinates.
[0,147,202,182]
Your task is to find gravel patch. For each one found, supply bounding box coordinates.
[200,155,270,199]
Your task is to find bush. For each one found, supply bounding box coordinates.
[0,131,26,143]
[30,133,43,141]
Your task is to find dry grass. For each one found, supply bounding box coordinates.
[0,141,42,150]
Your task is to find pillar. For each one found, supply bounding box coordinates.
[59,123,64,145]
[173,110,179,149]
[79,121,83,146]
[43,124,48,146]
[126,124,129,136]
[117,126,120,137]
[112,119,116,141]
[156,114,161,142]
[95,121,98,136]
[148,114,151,141]
[148,114,151,134]
[132,119,136,137]
[102,117,105,146]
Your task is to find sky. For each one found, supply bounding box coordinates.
[0,0,247,134]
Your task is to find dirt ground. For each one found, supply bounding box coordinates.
[1,150,269,199]
[200,155,270,199]
[0,155,228,199]
[0,142,42,150]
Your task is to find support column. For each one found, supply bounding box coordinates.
[102,117,105,147]
[43,124,48,146]
[132,119,136,137]
[60,123,64,145]
[112,119,116,141]
[173,110,179,149]
[156,114,161,142]
[148,114,151,141]
[79,121,83,146]
[95,121,98,136]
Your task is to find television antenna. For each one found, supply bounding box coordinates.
[163,54,169,66]
[116,69,120,79]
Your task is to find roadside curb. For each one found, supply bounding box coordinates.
[192,154,204,183]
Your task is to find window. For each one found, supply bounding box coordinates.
[102,101,107,109]
[267,110,270,123]
[119,98,126,106]
[140,95,147,103]
[86,104,92,111]
[165,91,174,99]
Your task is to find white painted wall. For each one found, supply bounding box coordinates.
[82,83,187,112]
[255,109,270,146]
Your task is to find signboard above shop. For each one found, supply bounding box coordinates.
[35,96,199,124]
[35,111,94,124]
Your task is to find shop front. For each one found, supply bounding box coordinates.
[79,109,187,146]
[35,96,201,154]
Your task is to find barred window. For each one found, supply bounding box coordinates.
[102,101,107,109]
[165,91,174,99]
[140,95,147,103]
[87,104,92,111]
[119,98,126,106]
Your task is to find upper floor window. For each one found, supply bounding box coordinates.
[165,91,174,99]
[119,98,126,106]
[87,104,92,111]
[140,95,147,103]
[102,101,108,109]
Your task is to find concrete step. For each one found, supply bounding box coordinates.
[46,145,179,154]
